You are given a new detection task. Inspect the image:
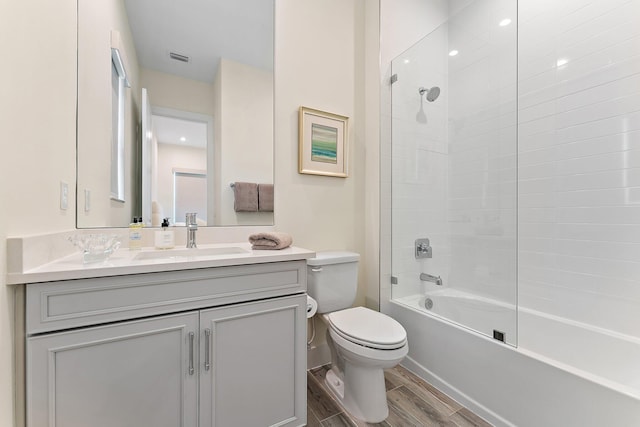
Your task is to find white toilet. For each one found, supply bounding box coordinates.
[307,251,408,423]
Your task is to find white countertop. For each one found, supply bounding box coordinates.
[7,243,315,284]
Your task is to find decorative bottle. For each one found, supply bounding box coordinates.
[128,217,143,250]
[154,218,175,249]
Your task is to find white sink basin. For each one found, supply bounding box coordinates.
[134,246,248,261]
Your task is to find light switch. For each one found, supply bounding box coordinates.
[84,189,91,212]
[60,182,69,210]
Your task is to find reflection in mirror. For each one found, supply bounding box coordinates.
[110,39,130,202]
[143,100,212,226]
[77,0,274,228]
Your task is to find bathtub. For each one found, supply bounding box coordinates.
[388,291,640,426]
[396,289,517,345]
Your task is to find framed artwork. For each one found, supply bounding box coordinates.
[298,107,349,177]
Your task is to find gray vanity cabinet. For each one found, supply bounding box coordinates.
[23,261,308,427]
[27,312,199,427]
[199,296,306,427]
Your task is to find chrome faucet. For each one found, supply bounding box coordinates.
[420,273,443,286]
[185,213,198,248]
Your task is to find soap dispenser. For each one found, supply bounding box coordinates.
[129,217,142,250]
[154,218,175,249]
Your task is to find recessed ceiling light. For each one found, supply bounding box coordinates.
[404,59,410,64]
[180,137,186,142]
[499,18,512,27]
[449,50,459,57]
[556,58,569,67]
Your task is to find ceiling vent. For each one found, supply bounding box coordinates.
[169,52,190,63]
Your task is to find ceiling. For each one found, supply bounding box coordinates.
[153,115,207,149]
[124,0,274,83]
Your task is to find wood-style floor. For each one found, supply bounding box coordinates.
[307,364,493,427]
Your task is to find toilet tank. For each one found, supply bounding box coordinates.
[307,251,360,313]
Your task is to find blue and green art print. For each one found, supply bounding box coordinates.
[311,123,338,164]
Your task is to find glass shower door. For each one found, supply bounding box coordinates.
[390,1,518,346]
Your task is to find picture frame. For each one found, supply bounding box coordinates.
[298,106,349,177]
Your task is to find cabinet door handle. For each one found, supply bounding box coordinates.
[188,332,195,375]
[204,328,211,371]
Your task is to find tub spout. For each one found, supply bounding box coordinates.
[420,273,442,286]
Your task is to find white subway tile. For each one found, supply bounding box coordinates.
[558,150,640,175]
[518,162,557,180]
[557,206,640,224]
[555,92,640,130]
[518,115,557,137]
[556,111,640,145]
[555,238,640,262]
[559,1,640,50]
[555,223,640,243]
[519,222,557,239]
[518,192,558,208]
[558,187,640,207]
[556,130,640,160]
[553,253,640,283]
[558,168,640,191]
[557,74,640,113]
[519,207,558,224]
[518,146,559,167]
[557,53,640,99]
[519,177,556,194]
[519,130,557,152]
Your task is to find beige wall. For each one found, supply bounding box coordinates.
[140,68,215,116]
[275,0,371,354]
[217,59,274,226]
[275,0,366,260]
[213,65,223,225]
[1,0,78,424]
[363,1,381,311]
[0,0,376,424]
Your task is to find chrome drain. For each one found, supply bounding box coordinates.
[424,298,433,310]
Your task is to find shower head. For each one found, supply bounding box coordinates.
[419,86,441,102]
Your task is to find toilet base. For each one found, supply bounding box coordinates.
[325,368,345,400]
[324,363,389,423]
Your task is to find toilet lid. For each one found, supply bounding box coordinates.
[327,307,407,350]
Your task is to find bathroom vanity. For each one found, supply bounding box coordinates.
[9,242,313,427]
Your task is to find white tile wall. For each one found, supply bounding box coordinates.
[389,0,640,344]
[518,0,640,338]
[447,0,517,307]
[390,22,450,300]
[390,0,518,339]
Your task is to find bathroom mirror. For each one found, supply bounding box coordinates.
[76,0,274,228]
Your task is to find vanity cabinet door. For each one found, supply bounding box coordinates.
[199,294,307,427]
[27,312,199,427]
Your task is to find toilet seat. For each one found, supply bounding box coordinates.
[326,307,407,350]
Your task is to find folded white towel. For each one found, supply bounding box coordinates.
[248,232,293,250]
